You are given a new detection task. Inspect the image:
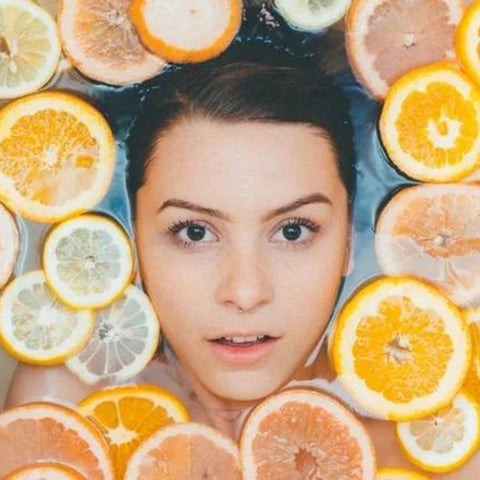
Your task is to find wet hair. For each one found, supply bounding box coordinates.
[126,43,356,216]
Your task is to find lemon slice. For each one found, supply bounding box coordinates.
[396,391,480,473]
[274,0,352,32]
[0,0,61,99]
[376,467,429,479]
[0,270,94,365]
[43,214,134,309]
[66,285,160,384]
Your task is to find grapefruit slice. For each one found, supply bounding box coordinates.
[0,202,19,290]
[375,184,480,307]
[240,389,376,480]
[58,0,166,86]
[124,422,242,479]
[6,463,85,480]
[0,402,114,479]
[376,468,429,479]
[78,384,189,479]
[129,0,243,63]
[346,0,464,99]
[330,276,471,421]
[396,391,480,473]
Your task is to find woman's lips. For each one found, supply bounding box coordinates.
[207,335,279,365]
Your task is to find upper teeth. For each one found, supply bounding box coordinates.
[223,336,265,343]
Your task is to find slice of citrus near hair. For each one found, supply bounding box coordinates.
[375,184,480,307]
[273,0,352,32]
[5,463,85,480]
[0,402,114,479]
[0,202,19,290]
[462,308,480,401]
[124,422,242,479]
[240,389,376,480]
[456,0,480,88]
[396,391,480,473]
[376,467,429,480]
[346,0,464,100]
[0,0,61,99]
[43,214,134,309]
[58,0,166,86]
[0,270,94,365]
[379,62,480,182]
[129,0,243,63]
[331,276,471,421]
[66,284,160,384]
[78,384,189,479]
[0,92,115,223]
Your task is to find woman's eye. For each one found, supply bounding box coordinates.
[168,221,217,247]
[272,219,320,244]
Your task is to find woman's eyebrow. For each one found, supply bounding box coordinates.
[157,193,332,222]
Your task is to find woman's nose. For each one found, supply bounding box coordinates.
[215,246,274,313]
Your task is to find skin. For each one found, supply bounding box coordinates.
[5,117,480,477]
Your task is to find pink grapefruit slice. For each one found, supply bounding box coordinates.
[5,463,85,480]
[0,202,19,290]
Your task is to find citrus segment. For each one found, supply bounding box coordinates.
[43,214,134,309]
[346,0,464,99]
[0,402,114,479]
[0,201,19,289]
[0,0,61,99]
[0,92,115,222]
[124,422,242,479]
[66,285,160,384]
[78,384,189,479]
[376,467,429,479]
[0,270,94,365]
[396,391,480,472]
[130,0,243,63]
[375,184,480,307]
[274,0,352,32]
[58,0,166,86]
[456,0,480,88]
[331,276,471,421]
[379,63,480,182]
[5,463,85,480]
[240,389,376,480]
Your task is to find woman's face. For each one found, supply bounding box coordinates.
[135,116,350,402]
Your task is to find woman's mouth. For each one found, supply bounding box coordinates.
[213,335,273,347]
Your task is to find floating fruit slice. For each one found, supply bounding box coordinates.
[346,0,464,99]
[130,0,243,63]
[43,214,134,309]
[78,384,189,479]
[0,202,19,289]
[456,0,480,88]
[0,402,114,479]
[66,284,160,384]
[379,63,480,182]
[58,0,166,86]
[376,468,429,480]
[375,184,480,307]
[0,92,115,223]
[241,389,376,479]
[462,308,480,401]
[331,276,471,421]
[124,422,242,479]
[396,391,480,473]
[6,463,85,480]
[0,270,94,365]
[0,0,61,99]
[274,0,352,32]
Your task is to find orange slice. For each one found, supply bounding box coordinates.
[241,388,376,479]
[376,467,429,479]
[58,0,166,86]
[396,391,480,473]
[0,201,19,289]
[346,0,464,99]
[0,402,114,479]
[0,270,94,365]
[462,307,480,401]
[0,91,115,223]
[375,184,480,307]
[456,0,480,88]
[379,62,480,182]
[124,422,242,479]
[5,463,85,480]
[130,0,243,63]
[78,384,189,479]
[331,276,471,421]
